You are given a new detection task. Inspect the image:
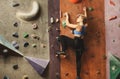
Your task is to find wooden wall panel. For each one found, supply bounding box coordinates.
[60,0,106,79]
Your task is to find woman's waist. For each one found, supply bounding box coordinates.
[74,34,84,39]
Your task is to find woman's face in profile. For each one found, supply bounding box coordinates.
[76,15,84,23]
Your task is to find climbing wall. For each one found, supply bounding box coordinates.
[60,0,106,79]
[48,0,60,79]
[105,0,120,79]
[0,0,49,79]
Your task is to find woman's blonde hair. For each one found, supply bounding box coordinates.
[76,14,86,19]
[76,14,87,24]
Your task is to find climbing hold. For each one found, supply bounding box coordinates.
[41,44,46,48]
[88,7,94,11]
[112,65,116,71]
[22,75,28,79]
[113,40,115,42]
[3,49,8,53]
[12,41,19,49]
[12,41,17,46]
[12,2,20,7]
[110,54,120,79]
[31,34,39,40]
[56,72,60,78]
[3,75,9,79]
[96,70,101,74]
[91,54,95,58]
[32,44,37,48]
[56,18,59,23]
[56,28,60,32]
[89,0,92,1]
[24,42,29,47]
[32,23,38,29]
[13,22,18,27]
[31,34,36,39]
[103,55,107,60]
[16,1,40,21]
[56,36,60,42]
[110,0,115,6]
[48,26,53,32]
[56,36,61,42]
[69,0,81,4]
[13,64,19,70]
[85,71,89,75]
[23,33,29,38]
[2,49,9,57]
[109,16,117,21]
[14,43,19,49]
[62,21,66,28]
[56,51,67,58]
[12,32,19,38]
[65,73,69,76]
[31,34,37,39]
[95,31,100,38]
[50,17,54,24]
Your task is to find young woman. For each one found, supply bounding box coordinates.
[57,7,88,79]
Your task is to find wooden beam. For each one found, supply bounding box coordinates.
[48,0,60,79]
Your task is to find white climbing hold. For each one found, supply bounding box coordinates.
[41,43,46,48]
[22,75,28,79]
[3,49,8,53]
[16,1,40,21]
[32,23,38,29]
[56,18,59,23]
[50,17,54,24]
[112,65,116,71]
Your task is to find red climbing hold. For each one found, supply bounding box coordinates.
[110,0,115,6]
[109,16,117,21]
[69,0,81,4]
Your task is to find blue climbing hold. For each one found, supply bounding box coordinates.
[3,75,9,79]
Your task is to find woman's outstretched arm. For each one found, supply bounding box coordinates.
[64,12,78,29]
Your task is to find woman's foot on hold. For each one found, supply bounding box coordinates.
[56,51,67,58]
[61,54,67,58]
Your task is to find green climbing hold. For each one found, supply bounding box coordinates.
[62,21,66,28]
[88,7,94,11]
[109,53,120,79]
[23,33,29,38]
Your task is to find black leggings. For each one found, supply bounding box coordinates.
[59,35,84,52]
[74,37,84,77]
[59,35,84,77]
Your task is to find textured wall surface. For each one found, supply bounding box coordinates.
[0,0,49,79]
[105,0,120,79]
